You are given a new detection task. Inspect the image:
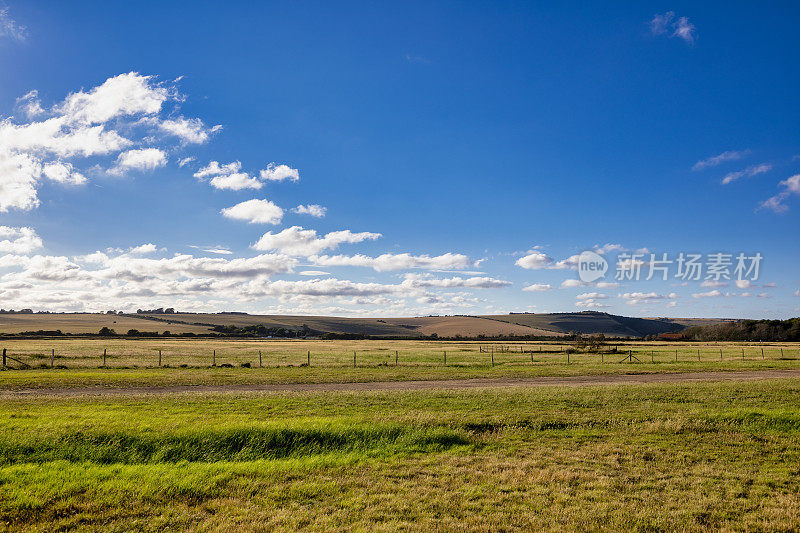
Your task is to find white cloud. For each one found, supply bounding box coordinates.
[515,252,553,269]
[299,270,331,276]
[16,91,44,118]
[41,161,87,185]
[650,12,697,44]
[576,292,608,300]
[523,283,551,292]
[721,163,771,185]
[260,163,299,182]
[194,160,277,190]
[691,289,727,298]
[0,73,203,212]
[0,227,42,254]
[693,150,748,171]
[292,204,326,217]
[402,273,510,289]
[110,148,167,175]
[700,280,728,288]
[561,279,587,288]
[758,174,800,213]
[252,226,381,256]
[734,280,751,289]
[159,117,220,144]
[178,156,195,167]
[621,292,678,305]
[310,252,473,272]
[596,281,619,289]
[594,243,625,254]
[128,243,159,255]
[221,199,284,225]
[0,7,26,41]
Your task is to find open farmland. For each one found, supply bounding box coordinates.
[0,311,733,338]
[1,377,799,531]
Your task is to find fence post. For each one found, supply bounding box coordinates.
[675,349,678,362]
[698,349,700,362]
[307,350,310,366]
[762,347,764,359]
[491,347,494,366]
[353,351,356,368]
[781,348,784,358]
[2,348,5,366]
[213,349,216,367]
[530,349,533,363]
[567,350,570,364]
[102,348,106,367]
[395,350,398,366]
[52,349,55,368]
[742,348,745,360]
[259,350,262,368]
[443,351,446,365]
[651,350,654,364]
[158,349,162,367]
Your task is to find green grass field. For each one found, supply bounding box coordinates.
[2,339,800,531]
[1,338,798,390]
[1,380,800,531]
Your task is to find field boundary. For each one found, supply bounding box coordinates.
[5,368,800,397]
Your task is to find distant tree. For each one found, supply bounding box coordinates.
[98,327,116,336]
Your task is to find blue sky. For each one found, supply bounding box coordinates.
[0,1,798,318]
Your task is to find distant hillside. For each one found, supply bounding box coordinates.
[476,312,687,338]
[0,311,718,338]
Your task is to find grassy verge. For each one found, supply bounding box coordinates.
[2,357,800,390]
[1,379,799,530]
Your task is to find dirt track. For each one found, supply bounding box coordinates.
[4,369,800,397]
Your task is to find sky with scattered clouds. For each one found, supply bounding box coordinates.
[0,2,798,318]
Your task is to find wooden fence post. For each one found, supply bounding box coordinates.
[491,347,494,366]
[52,348,55,368]
[2,348,5,366]
[395,350,398,366]
[651,350,654,364]
[698,349,700,362]
[307,350,310,366]
[259,350,262,368]
[353,351,356,368]
[443,351,446,365]
[762,347,764,359]
[102,348,106,367]
[742,348,745,360]
[158,349,162,367]
[675,349,678,362]
[213,349,216,367]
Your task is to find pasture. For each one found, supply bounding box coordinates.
[2,339,800,531]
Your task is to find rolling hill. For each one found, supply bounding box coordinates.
[0,311,720,338]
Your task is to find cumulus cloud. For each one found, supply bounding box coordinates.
[159,117,220,144]
[260,163,299,182]
[621,292,678,305]
[292,204,326,217]
[515,252,553,269]
[221,199,284,225]
[110,148,167,175]
[692,149,746,171]
[0,73,208,212]
[252,226,381,256]
[0,227,42,254]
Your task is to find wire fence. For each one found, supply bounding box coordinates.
[1,341,798,370]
